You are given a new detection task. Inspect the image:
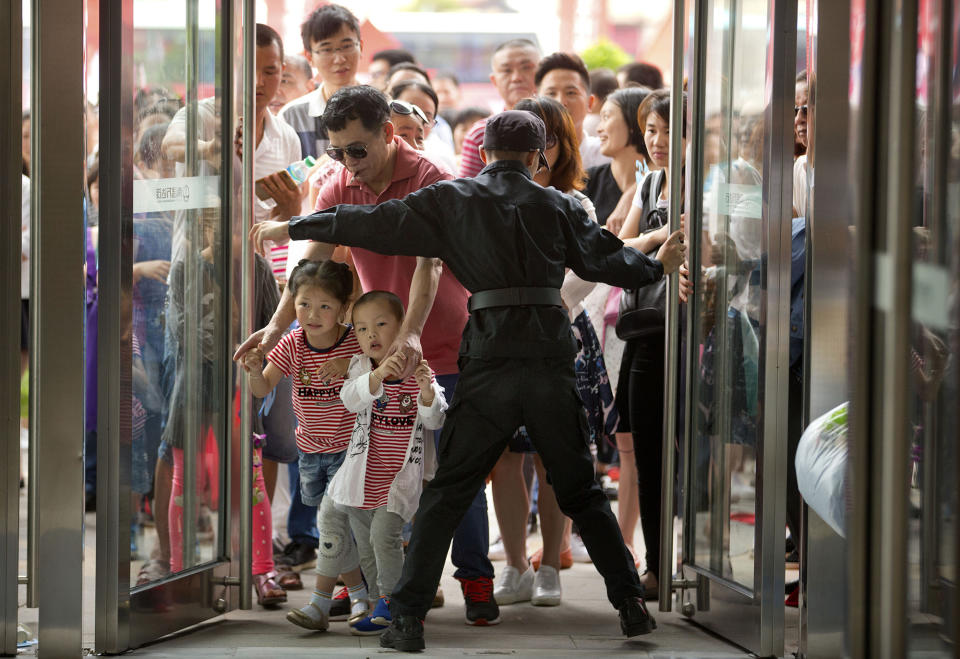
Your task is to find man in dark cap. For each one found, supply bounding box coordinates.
[251,110,686,652]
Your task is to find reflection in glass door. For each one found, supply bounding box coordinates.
[677,0,795,654]
[96,0,244,651]
[905,0,959,652]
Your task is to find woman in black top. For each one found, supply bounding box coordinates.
[584,87,651,226]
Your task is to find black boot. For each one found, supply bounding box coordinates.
[379,614,425,652]
[618,596,657,637]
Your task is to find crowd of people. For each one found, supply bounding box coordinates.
[55,2,694,651]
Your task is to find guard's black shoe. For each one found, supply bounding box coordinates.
[618,596,657,637]
[379,614,425,652]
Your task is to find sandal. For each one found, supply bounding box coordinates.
[254,571,287,607]
[135,559,171,586]
[277,568,303,590]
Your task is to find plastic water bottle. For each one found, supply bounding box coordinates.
[256,155,317,209]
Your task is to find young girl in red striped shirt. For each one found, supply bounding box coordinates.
[327,291,446,635]
[242,259,369,631]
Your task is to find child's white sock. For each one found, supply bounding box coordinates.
[348,583,369,617]
[299,589,332,621]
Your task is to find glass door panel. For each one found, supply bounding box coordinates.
[130,0,227,586]
[690,0,769,593]
[906,0,959,652]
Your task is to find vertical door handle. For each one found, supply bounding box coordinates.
[659,0,688,611]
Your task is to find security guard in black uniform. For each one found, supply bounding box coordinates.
[262,110,686,652]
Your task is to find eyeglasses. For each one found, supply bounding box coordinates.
[325,143,368,161]
[311,40,360,59]
[794,104,808,117]
[545,132,558,149]
[390,100,429,126]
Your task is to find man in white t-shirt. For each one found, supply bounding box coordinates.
[535,52,611,170]
[249,24,303,282]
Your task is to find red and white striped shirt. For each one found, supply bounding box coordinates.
[361,376,430,509]
[268,327,361,453]
[457,118,488,179]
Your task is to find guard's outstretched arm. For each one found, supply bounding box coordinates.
[289,187,446,259]
[562,206,665,289]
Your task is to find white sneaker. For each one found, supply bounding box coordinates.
[493,564,534,605]
[531,565,562,606]
[570,533,592,563]
[488,537,506,561]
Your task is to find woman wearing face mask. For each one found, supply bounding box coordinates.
[615,88,688,599]
[489,96,618,609]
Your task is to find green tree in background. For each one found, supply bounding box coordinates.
[402,0,465,10]
[580,38,632,71]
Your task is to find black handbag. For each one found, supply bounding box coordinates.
[616,171,668,340]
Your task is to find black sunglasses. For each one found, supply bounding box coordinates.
[794,104,808,117]
[390,100,429,126]
[325,143,368,161]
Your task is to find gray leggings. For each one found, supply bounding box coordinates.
[315,495,361,585]
[342,505,406,599]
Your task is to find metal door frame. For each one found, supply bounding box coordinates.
[1,0,24,653]
[94,0,254,651]
[671,0,796,654]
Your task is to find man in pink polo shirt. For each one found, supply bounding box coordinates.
[241,85,500,626]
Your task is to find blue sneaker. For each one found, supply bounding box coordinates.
[350,597,390,636]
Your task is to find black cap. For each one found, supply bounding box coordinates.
[482,110,550,171]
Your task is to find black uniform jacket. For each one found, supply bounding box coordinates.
[289,160,665,360]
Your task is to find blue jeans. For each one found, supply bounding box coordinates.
[435,372,494,580]
[287,460,319,548]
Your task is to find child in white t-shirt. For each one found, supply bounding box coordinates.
[327,291,446,635]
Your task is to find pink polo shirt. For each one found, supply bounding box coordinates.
[315,137,467,376]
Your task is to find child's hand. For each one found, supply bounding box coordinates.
[318,357,349,384]
[375,352,406,382]
[241,346,265,374]
[415,360,435,406]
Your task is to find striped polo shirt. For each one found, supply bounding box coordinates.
[268,327,360,453]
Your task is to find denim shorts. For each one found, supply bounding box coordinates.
[298,449,346,506]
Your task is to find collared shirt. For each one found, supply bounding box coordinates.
[278,87,329,158]
[457,118,488,178]
[291,159,665,361]
[314,137,466,375]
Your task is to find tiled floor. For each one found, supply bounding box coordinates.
[15,436,762,657]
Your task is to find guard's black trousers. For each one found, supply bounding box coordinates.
[391,355,644,618]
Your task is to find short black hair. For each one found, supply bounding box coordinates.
[534,52,590,91]
[607,87,651,153]
[321,85,391,133]
[256,23,284,64]
[300,3,360,52]
[373,48,416,67]
[435,71,460,87]
[453,106,490,130]
[618,62,664,90]
[493,38,539,56]
[353,290,405,322]
[589,68,618,103]
[387,62,431,83]
[389,80,439,116]
[138,123,170,169]
[637,88,688,139]
[288,259,353,304]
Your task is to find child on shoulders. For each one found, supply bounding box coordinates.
[328,291,446,635]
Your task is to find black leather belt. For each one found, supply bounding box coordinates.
[467,287,562,312]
